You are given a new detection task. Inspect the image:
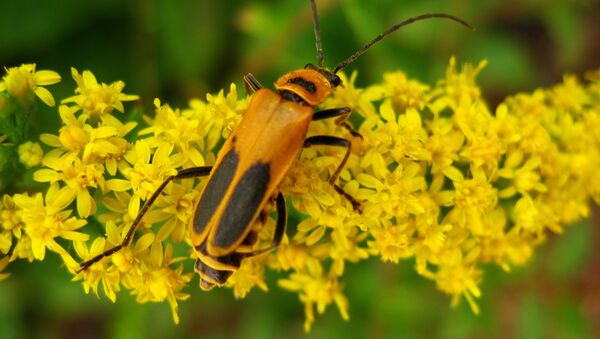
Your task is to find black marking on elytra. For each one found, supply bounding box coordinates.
[288,77,316,93]
[280,90,308,105]
[193,149,239,234]
[213,162,271,249]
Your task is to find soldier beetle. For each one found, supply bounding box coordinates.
[78,0,472,290]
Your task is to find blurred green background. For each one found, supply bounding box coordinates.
[1,0,599,338]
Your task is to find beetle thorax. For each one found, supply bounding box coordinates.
[274,69,334,107]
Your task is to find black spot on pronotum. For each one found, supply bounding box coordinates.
[280,90,308,105]
[213,162,270,249]
[193,149,239,234]
[288,77,316,93]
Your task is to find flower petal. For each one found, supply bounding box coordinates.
[34,70,61,85]
[34,86,56,107]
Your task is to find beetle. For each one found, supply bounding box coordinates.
[77,0,472,290]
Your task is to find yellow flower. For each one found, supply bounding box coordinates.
[227,255,269,298]
[149,178,199,243]
[376,71,430,111]
[497,152,547,198]
[73,233,122,301]
[121,141,179,218]
[425,117,464,174]
[435,262,482,315]
[0,232,10,255]
[12,183,87,265]
[63,68,138,118]
[1,194,22,238]
[126,243,192,324]
[368,223,411,264]
[550,74,590,112]
[34,157,105,217]
[1,195,23,259]
[278,264,349,332]
[0,64,61,106]
[432,56,487,107]
[140,100,207,166]
[40,104,136,175]
[41,105,91,156]
[203,83,249,140]
[18,141,44,167]
[447,167,497,235]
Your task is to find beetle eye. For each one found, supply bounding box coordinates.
[330,74,341,87]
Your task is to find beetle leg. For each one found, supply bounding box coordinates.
[303,135,362,212]
[313,107,362,139]
[77,166,213,273]
[245,192,287,257]
[243,73,263,95]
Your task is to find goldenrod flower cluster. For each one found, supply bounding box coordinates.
[0,59,598,331]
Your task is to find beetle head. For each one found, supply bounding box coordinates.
[274,65,340,107]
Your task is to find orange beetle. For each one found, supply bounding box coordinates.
[78,0,471,290]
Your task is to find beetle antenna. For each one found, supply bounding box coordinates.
[311,0,325,67]
[333,13,473,73]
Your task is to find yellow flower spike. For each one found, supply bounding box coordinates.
[3,59,600,330]
[0,64,61,106]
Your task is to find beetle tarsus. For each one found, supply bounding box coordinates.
[339,120,363,140]
[332,183,362,212]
